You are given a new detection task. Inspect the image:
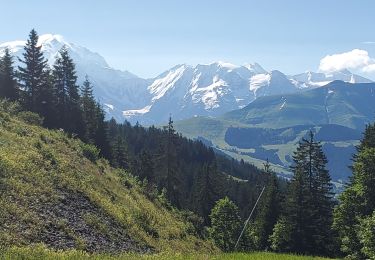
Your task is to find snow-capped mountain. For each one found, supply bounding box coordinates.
[0,34,372,124]
[123,62,372,124]
[0,34,150,119]
[290,69,372,88]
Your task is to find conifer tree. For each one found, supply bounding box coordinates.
[247,160,281,250]
[270,131,334,255]
[52,46,83,134]
[191,163,221,224]
[93,102,110,158]
[0,48,18,101]
[333,123,375,259]
[80,76,97,143]
[135,150,154,181]
[163,115,181,206]
[111,135,129,169]
[18,29,49,113]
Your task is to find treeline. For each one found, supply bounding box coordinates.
[106,117,272,225]
[0,29,108,153]
[0,29,272,225]
[207,127,375,259]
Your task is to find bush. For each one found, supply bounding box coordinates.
[17,111,43,126]
[80,143,100,162]
[208,197,242,252]
[269,217,293,252]
[358,211,375,259]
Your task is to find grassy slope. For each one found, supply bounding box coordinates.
[0,245,336,259]
[0,105,216,254]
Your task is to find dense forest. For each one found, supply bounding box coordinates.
[1,29,375,259]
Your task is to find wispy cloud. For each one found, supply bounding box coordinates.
[362,41,375,44]
[319,49,375,73]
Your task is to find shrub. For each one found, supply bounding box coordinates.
[208,197,242,252]
[17,111,43,126]
[358,211,375,259]
[80,143,100,162]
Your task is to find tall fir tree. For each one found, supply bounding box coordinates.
[52,46,83,134]
[18,29,49,113]
[270,131,334,255]
[191,163,222,224]
[93,102,110,158]
[163,115,181,206]
[245,160,281,250]
[333,123,375,259]
[0,48,18,101]
[80,76,98,143]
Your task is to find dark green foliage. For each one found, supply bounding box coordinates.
[52,46,83,134]
[105,117,269,224]
[358,211,375,259]
[81,143,100,162]
[270,131,334,256]
[17,111,43,126]
[191,163,222,225]
[0,48,18,101]
[333,123,375,259]
[18,29,49,113]
[208,197,242,252]
[246,161,281,251]
[80,76,97,143]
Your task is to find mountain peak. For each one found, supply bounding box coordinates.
[207,61,239,70]
[244,62,268,74]
[38,34,66,44]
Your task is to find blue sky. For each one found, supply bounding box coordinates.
[1,0,375,78]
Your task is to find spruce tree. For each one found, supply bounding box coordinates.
[270,131,334,255]
[247,160,281,250]
[0,48,18,101]
[333,123,375,259]
[111,135,129,169]
[18,29,49,113]
[191,163,221,224]
[93,102,110,158]
[80,76,97,143]
[52,46,83,134]
[163,115,181,206]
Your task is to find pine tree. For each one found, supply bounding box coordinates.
[136,150,154,181]
[270,131,334,255]
[191,163,221,224]
[0,48,18,101]
[52,46,83,134]
[163,115,181,206]
[80,76,97,143]
[94,102,110,158]
[247,160,281,250]
[18,29,49,113]
[333,123,375,259]
[111,135,129,169]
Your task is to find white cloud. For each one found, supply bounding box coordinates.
[318,49,375,73]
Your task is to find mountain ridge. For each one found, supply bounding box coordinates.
[174,81,375,182]
[0,34,372,123]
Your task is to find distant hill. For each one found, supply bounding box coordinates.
[175,81,375,182]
